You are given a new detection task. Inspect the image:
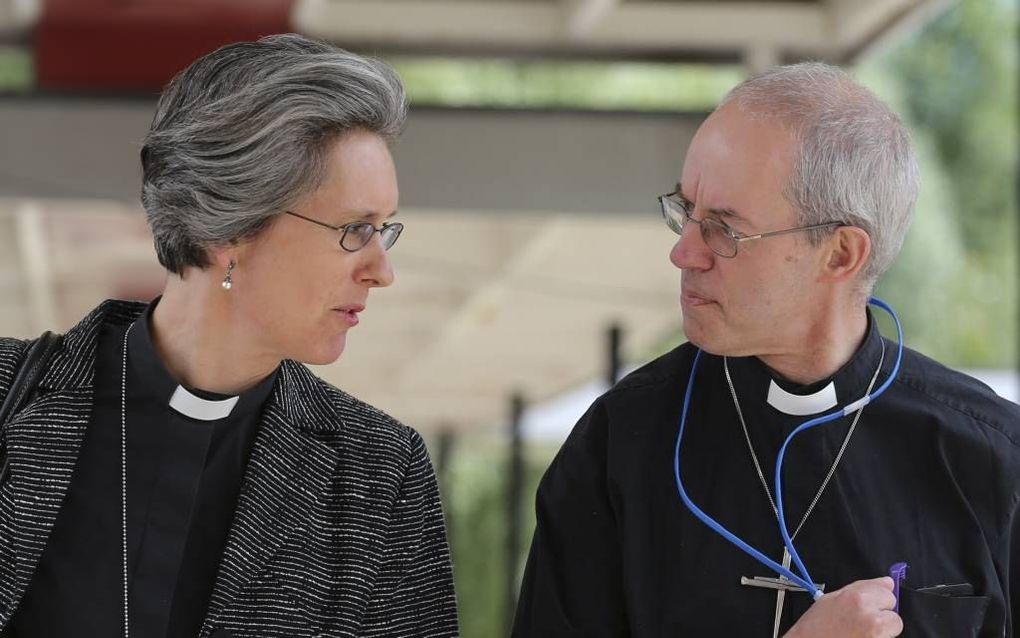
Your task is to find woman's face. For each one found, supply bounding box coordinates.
[231,129,398,365]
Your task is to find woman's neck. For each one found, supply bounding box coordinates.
[149,276,280,395]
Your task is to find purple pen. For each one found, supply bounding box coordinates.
[889,562,908,614]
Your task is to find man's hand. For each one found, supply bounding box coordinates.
[784,577,903,638]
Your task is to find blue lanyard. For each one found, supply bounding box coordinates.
[672,297,904,599]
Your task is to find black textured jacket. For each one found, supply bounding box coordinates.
[0,300,459,637]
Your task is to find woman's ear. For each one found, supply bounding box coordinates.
[207,243,238,270]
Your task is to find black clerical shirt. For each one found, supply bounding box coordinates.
[10,304,278,637]
[514,314,1020,637]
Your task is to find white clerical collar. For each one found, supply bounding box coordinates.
[169,385,239,421]
[766,379,837,416]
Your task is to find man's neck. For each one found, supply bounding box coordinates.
[757,306,869,386]
[149,276,280,396]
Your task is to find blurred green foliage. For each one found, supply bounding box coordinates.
[440,438,556,638]
[0,47,32,92]
[867,0,1017,366]
[390,57,744,112]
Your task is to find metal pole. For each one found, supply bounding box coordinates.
[607,323,623,386]
[506,392,525,635]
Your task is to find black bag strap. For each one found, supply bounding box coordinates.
[0,331,64,484]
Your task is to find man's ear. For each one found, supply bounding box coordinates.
[820,226,871,284]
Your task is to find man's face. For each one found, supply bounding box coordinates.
[670,103,826,357]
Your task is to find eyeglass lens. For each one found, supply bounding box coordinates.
[661,196,737,257]
[341,222,403,251]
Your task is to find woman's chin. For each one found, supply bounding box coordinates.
[298,335,347,366]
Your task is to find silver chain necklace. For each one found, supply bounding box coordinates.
[722,337,885,539]
[726,340,884,638]
[120,324,134,637]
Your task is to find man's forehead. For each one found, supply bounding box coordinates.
[681,109,795,195]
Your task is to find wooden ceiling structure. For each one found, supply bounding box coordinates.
[0,0,951,433]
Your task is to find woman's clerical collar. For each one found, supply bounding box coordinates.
[126,299,278,421]
[167,386,239,421]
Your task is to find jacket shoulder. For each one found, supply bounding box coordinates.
[895,345,1020,451]
[311,373,426,452]
[610,341,698,395]
[0,337,31,399]
[558,342,697,444]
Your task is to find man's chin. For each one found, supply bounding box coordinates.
[688,338,728,356]
[682,318,715,353]
[683,327,738,358]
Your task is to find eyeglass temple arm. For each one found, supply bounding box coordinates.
[735,222,843,242]
[283,210,343,232]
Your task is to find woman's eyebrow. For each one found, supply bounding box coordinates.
[336,209,399,224]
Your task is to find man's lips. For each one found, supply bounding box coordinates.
[681,289,715,307]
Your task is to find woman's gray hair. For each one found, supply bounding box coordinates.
[719,62,920,293]
[141,33,407,275]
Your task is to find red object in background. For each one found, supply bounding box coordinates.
[35,0,296,92]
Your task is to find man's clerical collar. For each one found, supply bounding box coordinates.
[126,298,278,421]
[725,310,885,417]
[766,379,837,415]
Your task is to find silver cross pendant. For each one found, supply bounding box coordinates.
[740,548,825,638]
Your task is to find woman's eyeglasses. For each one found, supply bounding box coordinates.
[284,210,403,253]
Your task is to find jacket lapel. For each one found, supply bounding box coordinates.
[0,386,92,623]
[200,361,345,636]
[0,299,145,625]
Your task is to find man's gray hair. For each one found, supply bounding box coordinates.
[141,33,407,275]
[719,62,920,293]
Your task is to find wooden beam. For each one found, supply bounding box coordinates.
[561,0,618,39]
[0,0,41,37]
[14,202,58,334]
[830,0,953,61]
[743,45,780,75]
[294,1,827,54]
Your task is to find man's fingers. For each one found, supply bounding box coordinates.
[876,609,904,636]
[787,578,904,638]
[861,576,895,591]
[841,577,898,612]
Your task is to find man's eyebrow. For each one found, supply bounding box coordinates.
[676,182,746,222]
[674,182,692,206]
[706,206,746,222]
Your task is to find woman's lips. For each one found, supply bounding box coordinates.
[334,304,364,327]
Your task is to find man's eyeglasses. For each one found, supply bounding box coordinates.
[284,210,403,253]
[658,191,843,259]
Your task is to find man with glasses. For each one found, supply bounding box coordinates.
[514,62,1019,637]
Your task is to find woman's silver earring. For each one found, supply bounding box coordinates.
[222,260,235,290]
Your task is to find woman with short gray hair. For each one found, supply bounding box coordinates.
[0,34,458,637]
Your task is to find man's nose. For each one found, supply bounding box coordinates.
[669,223,713,271]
